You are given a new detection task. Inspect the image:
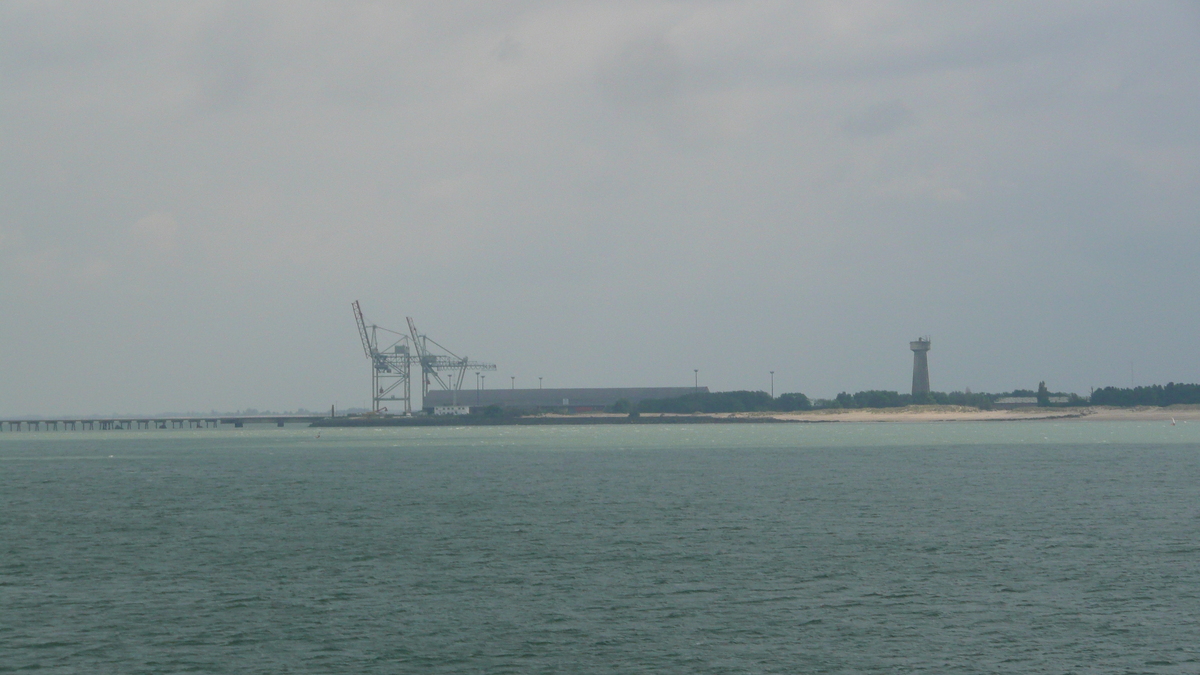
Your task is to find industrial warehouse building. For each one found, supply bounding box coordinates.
[423,387,707,413]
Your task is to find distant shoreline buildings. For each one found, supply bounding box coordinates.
[423,387,705,414]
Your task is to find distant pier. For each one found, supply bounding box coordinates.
[0,415,327,432]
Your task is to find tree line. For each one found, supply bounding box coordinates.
[1089,383,1200,407]
[617,382,1200,414]
[618,390,812,414]
[623,389,999,413]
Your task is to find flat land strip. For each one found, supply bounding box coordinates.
[710,405,1200,423]
[313,406,1200,426]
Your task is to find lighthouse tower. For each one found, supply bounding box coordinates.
[910,337,931,398]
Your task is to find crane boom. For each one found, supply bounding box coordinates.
[407,316,495,400]
[352,300,374,359]
[406,316,443,392]
[406,316,427,362]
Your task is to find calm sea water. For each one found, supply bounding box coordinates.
[3,421,1199,673]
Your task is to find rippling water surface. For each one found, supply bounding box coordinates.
[3,421,1199,673]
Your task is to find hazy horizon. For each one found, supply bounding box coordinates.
[3,2,1198,417]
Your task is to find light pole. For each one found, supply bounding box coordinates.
[482,375,486,391]
[475,372,480,404]
[694,369,699,394]
[770,371,774,399]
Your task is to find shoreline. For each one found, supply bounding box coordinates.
[767,404,1200,423]
[311,405,1200,427]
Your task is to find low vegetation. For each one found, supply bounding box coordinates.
[459,382,1200,418]
[1090,383,1200,407]
[621,383,1166,414]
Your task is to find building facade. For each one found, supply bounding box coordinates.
[423,387,707,413]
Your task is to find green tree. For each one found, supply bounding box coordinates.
[774,393,812,411]
[1037,381,1049,407]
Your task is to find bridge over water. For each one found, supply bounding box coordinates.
[0,415,327,432]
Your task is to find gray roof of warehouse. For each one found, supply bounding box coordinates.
[424,387,707,408]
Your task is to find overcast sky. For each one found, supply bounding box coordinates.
[2,1,1198,415]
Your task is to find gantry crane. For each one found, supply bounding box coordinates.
[352,301,496,413]
[407,317,496,406]
[352,300,413,414]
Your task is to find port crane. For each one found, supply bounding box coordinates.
[353,300,414,414]
[352,301,496,413]
[407,317,496,406]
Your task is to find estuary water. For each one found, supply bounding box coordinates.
[2,421,1199,673]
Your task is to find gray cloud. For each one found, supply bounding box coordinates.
[842,100,915,136]
[598,33,681,104]
[1,1,1198,415]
